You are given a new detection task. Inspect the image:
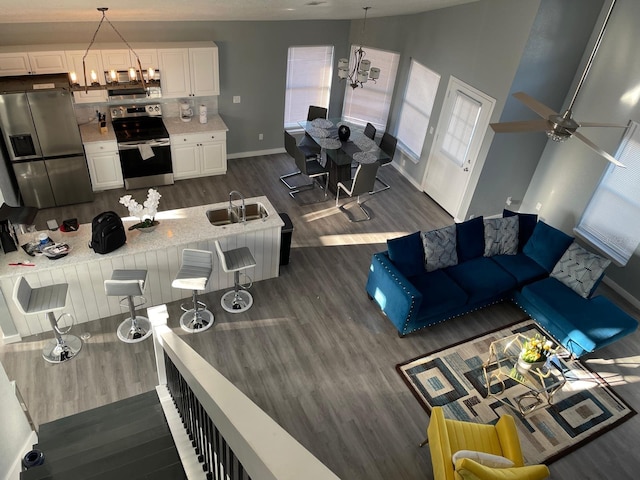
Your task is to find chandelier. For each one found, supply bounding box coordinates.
[337,7,380,89]
[69,7,148,92]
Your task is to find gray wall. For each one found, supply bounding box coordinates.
[349,0,541,217]
[522,0,640,300]
[469,0,604,217]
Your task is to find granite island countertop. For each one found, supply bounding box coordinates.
[0,195,282,277]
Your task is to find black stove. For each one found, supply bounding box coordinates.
[109,103,174,190]
[110,103,169,143]
[112,116,169,143]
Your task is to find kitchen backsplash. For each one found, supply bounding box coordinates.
[73,95,218,125]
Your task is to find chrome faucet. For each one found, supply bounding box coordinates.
[229,190,246,223]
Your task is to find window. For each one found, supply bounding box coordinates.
[575,121,640,265]
[396,60,440,160]
[284,46,334,129]
[341,46,400,131]
[440,90,481,167]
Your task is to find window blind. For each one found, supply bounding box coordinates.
[396,60,440,160]
[575,121,640,265]
[341,46,400,130]
[284,46,334,129]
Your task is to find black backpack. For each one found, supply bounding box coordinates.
[89,211,126,254]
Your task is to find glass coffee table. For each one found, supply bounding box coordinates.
[483,333,567,416]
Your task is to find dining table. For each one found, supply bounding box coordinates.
[298,118,390,194]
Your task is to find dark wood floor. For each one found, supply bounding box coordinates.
[2,153,639,479]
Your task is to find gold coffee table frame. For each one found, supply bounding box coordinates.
[483,333,566,416]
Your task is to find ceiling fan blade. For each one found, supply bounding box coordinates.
[578,122,629,128]
[572,131,626,167]
[490,119,549,133]
[513,92,558,119]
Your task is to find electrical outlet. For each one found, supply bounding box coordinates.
[258,133,263,140]
[536,202,542,211]
[233,96,241,104]
[506,196,512,206]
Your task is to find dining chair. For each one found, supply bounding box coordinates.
[370,131,397,194]
[281,130,321,190]
[335,160,380,221]
[364,122,376,140]
[282,131,329,202]
[307,105,328,121]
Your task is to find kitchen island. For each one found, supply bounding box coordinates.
[0,196,284,343]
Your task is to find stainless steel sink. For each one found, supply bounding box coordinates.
[206,203,269,226]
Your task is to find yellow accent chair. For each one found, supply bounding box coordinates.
[425,407,550,480]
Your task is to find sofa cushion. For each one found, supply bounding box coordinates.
[522,221,573,272]
[519,278,637,354]
[456,216,485,262]
[452,450,514,469]
[410,270,469,318]
[444,257,517,304]
[551,241,610,298]
[483,216,519,257]
[387,231,424,278]
[491,253,549,287]
[503,209,538,251]
[422,225,458,272]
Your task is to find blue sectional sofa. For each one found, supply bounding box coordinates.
[365,212,638,357]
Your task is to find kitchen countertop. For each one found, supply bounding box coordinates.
[0,195,282,277]
[163,115,228,135]
[79,114,228,144]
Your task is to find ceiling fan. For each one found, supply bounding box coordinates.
[490,0,627,167]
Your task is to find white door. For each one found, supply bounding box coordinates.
[422,76,495,219]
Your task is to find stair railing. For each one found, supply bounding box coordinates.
[148,305,340,480]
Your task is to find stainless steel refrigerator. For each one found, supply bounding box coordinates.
[0,88,93,208]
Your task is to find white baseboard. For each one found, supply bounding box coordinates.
[389,161,423,191]
[2,333,22,345]
[602,276,640,310]
[228,148,285,160]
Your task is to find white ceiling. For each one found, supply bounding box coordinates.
[0,0,479,23]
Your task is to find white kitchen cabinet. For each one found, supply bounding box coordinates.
[0,52,30,76]
[84,141,123,191]
[158,45,219,98]
[27,51,68,74]
[101,49,158,74]
[171,131,226,180]
[0,51,67,76]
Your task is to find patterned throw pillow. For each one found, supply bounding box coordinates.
[483,216,519,257]
[551,242,611,298]
[422,225,458,272]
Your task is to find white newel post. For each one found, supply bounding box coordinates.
[148,304,169,386]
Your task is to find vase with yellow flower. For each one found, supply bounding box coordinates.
[517,333,554,373]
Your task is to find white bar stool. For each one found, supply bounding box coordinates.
[214,240,256,313]
[104,269,152,343]
[12,276,82,364]
[172,249,214,332]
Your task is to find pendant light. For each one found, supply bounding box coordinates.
[337,7,381,89]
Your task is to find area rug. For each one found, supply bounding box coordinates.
[396,319,636,465]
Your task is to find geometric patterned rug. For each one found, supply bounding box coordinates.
[396,319,636,465]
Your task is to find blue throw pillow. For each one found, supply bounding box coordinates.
[522,221,573,272]
[456,216,484,262]
[503,209,538,251]
[387,231,424,277]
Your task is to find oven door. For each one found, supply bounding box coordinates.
[118,140,174,190]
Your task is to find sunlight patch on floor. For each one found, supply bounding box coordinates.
[317,231,410,247]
